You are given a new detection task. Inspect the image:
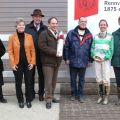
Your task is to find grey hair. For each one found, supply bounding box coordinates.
[15,17,25,26]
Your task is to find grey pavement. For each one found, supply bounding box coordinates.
[0,83,60,120]
[1,83,120,120]
[60,95,120,120]
[60,83,120,120]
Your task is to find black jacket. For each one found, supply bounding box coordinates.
[25,21,47,65]
[0,39,6,85]
[25,21,47,52]
[0,39,5,71]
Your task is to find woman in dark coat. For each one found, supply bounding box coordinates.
[0,39,7,103]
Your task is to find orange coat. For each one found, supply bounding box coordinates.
[8,32,36,67]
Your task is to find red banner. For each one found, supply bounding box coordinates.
[74,0,98,20]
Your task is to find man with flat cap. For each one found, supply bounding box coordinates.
[25,9,47,101]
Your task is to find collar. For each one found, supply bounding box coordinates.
[48,28,58,38]
[34,23,40,27]
[29,21,44,28]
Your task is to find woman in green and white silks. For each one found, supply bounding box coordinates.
[91,19,114,105]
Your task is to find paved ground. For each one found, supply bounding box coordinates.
[0,83,60,120]
[60,83,120,120]
[60,95,120,120]
[0,96,59,120]
[0,83,120,120]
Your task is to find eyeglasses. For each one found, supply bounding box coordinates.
[79,21,87,23]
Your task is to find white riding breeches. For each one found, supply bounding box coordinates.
[94,60,111,86]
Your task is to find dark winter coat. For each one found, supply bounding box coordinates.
[0,39,6,85]
[111,28,120,67]
[25,21,47,65]
[63,26,93,68]
[39,29,62,67]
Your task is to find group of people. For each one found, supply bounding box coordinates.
[0,8,120,110]
[0,9,61,109]
[63,16,120,106]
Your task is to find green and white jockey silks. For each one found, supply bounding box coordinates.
[91,33,114,61]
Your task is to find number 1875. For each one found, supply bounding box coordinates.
[104,7,117,11]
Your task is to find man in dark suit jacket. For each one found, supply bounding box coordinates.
[25,9,47,101]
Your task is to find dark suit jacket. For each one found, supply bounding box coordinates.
[0,39,6,85]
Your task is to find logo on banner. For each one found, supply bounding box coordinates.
[74,0,98,20]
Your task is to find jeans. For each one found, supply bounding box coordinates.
[69,66,86,97]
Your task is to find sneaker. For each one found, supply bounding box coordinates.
[78,98,85,103]
[70,96,76,101]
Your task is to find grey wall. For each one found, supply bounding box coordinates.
[0,0,67,82]
[0,0,67,33]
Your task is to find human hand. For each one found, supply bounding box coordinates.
[12,65,18,71]
[94,59,104,63]
[28,64,34,70]
[56,52,62,57]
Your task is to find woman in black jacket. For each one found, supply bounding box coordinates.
[0,39,7,103]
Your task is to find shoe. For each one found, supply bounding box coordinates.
[0,98,7,103]
[46,102,51,109]
[78,98,85,103]
[19,102,24,108]
[52,98,59,103]
[26,102,32,108]
[39,95,44,101]
[70,96,76,101]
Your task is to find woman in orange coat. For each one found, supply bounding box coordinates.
[8,18,36,108]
